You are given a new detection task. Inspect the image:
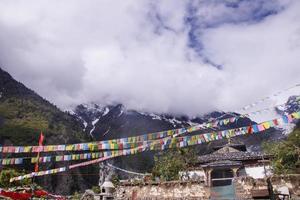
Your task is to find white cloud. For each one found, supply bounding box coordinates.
[201,0,300,111]
[0,0,300,117]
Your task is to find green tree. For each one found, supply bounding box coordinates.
[152,147,198,181]
[111,174,120,186]
[264,126,300,174]
[0,169,31,188]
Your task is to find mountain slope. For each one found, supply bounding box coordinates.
[0,68,97,195]
[0,68,87,145]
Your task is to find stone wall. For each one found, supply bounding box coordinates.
[271,175,300,198]
[115,181,209,200]
[179,169,206,182]
[234,177,267,199]
[234,174,300,199]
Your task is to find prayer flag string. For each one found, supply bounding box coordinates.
[8,111,300,182]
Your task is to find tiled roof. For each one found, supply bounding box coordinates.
[201,160,243,167]
[213,143,246,151]
[198,151,271,164]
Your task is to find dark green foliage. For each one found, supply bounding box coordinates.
[0,94,87,145]
[0,68,95,194]
[111,174,120,186]
[0,67,87,145]
[91,186,100,193]
[264,126,300,174]
[152,147,198,181]
[0,169,31,188]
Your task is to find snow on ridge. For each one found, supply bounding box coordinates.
[103,127,111,136]
[65,109,76,115]
[282,123,296,135]
[90,126,95,136]
[92,118,99,126]
[118,109,124,117]
[139,112,147,116]
[134,111,200,127]
[140,112,202,127]
[81,102,105,113]
[163,117,182,127]
[149,113,162,120]
[65,108,90,131]
[187,121,199,126]
[118,104,128,116]
[83,121,88,129]
[88,118,100,136]
[139,112,162,120]
[102,107,110,116]
[79,116,88,131]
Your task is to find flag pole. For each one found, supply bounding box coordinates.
[32,132,44,186]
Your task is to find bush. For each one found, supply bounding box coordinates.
[91,185,100,193]
[111,174,120,186]
[0,169,31,188]
[152,147,198,181]
[72,191,82,200]
[264,127,300,174]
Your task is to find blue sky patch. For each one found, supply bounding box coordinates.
[183,0,286,68]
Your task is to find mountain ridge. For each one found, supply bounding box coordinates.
[70,102,286,175]
[0,67,97,195]
[0,67,296,194]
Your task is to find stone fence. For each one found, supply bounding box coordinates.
[234,174,300,199]
[115,181,209,200]
[115,175,300,199]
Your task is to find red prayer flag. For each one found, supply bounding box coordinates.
[39,132,44,146]
[35,132,45,172]
[34,160,39,172]
[247,125,253,134]
[273,119,279,126]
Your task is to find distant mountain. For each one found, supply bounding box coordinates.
[71,103,254,140]
[0,67,295,194]
[70,102,285,174]
[71,103,202,140]
[274,95,300,134]
[276,95,300,115]
[0,68,97,195]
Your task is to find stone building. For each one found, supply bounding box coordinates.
[115,142,300,199]
[181,142,272,187]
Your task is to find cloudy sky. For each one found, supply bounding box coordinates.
[0,0,300,116]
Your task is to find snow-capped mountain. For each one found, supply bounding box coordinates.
[67,96,300,178]
[69,102,286,172]
[69,103,111,135]
[276,95,300,115]
[72,103,251,140]
[70,103,280,145]
[275,95,300,134]
[72,103,205,140]
[68,96,300,174]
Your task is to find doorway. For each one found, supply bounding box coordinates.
[210,168,236,200]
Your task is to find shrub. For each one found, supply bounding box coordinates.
[0,169,31,188]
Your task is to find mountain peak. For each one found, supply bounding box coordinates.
[0,67,96,194]
[0,67,34,98]
[71,103,256,141]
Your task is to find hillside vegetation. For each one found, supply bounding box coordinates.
[0,68,97,195]
[264,123,300,174]
[0,68,86,145]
